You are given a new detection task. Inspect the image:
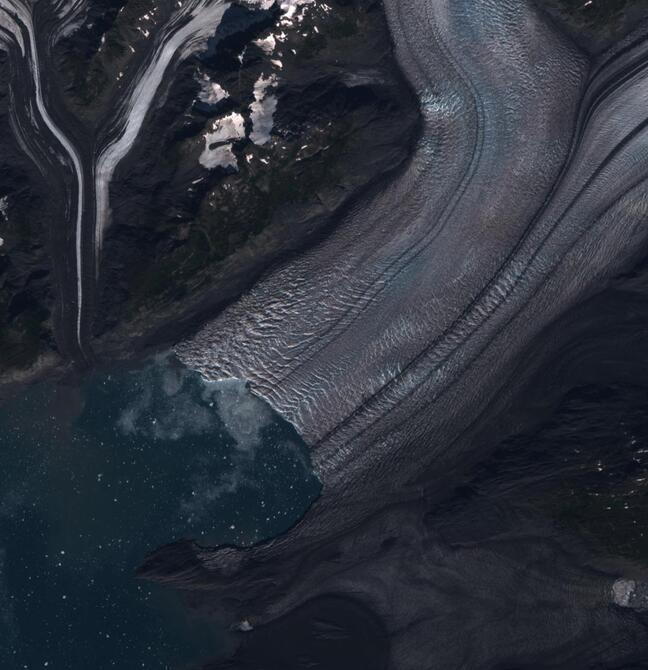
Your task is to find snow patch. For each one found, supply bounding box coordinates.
[242,0,313,24]
[200,144,238,170]
[254,33,276,54]
[197,73,229,105]
[95,0,229,261]
[241,0,274,9]
[206,112,246,143]
[280,0,314,25]
[250,74,277,145]
[200,112,246,170]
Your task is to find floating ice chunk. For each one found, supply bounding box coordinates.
[250,74,278,146]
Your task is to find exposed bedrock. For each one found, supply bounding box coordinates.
[536,0,648,54]
[92,0,419,355]
[196,498,648,669]
[147,301,648,670]
[0,50,59,373]
[158,0,648,666]
[0,0,419,386]
[179,0,592,486]
[0,0,93,379]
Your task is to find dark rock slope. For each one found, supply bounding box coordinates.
[93,0,419,354]
[150,0,648,667]
[0,0,419,386]
[0,52,59,378]
[537,0,648,52]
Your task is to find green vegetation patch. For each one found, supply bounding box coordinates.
[0,303,51,369]
[59,0,163,118]
[128,118,350,311]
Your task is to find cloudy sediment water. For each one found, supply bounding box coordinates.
[0,354,319,669]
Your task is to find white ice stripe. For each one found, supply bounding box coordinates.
[54,0,86,18]
[0,7,24,55]
[94,0,229,265]
[28,22,85,350]
[8,97,44,171]
[51,0,88,43]
[1,0,86,349]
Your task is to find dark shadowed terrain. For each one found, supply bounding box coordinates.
[3,1,648,669]
[0,0,419,391]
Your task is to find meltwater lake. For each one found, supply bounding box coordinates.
[0,354,320,669]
